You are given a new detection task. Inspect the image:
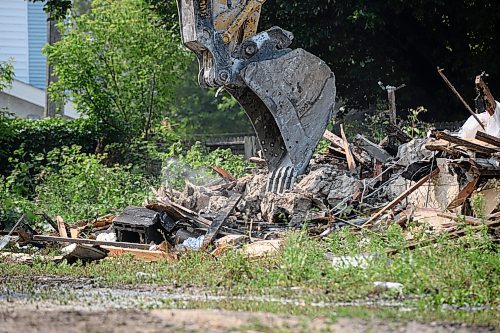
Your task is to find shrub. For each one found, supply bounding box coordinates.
[36,146,151,223]
[0,117,98,176]
[0,176,37,229]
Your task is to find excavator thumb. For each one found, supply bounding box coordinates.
[177,0,336,193]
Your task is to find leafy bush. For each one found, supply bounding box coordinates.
[0,176,37,229]
[36,146,151,223]
[0,117,98,176]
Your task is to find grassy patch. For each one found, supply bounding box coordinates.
[1,226,498,326]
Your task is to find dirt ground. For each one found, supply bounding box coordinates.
[0,276,496,333]
[0,307,495,333]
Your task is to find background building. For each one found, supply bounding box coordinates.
[0,0,77,119]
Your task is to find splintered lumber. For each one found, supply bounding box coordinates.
[101,245,177,263]
[447,173,480,210]
[56,216,68,238]
[202,194,242,248]
[356,134,392,163]
[364,168,440,225]
[340,125,357,172]
[323,129,367,164]
[210,165,236,181]
[147,199,212,228]
[323,129,345,148]
[33,235,152,250]
[434,131,498,155]
[475,74,496,116]
[386,123,411,143]
[475,131,500,148]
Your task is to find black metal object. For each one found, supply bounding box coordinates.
[113,206,165,244]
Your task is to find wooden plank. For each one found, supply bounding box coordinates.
[210,165,236,181]
[146,199,212,228]
[447,174,480,210]
[202,194,242,248]
[434,131,498,155]
[56,216,68,238]
[364,168,440,225]
[323,129,344,148]
[33,235,152,250]
[340,124,356,172]
[475,131,500,148]
[101,245,177,263]
[323,129,367,164]
[437,67,485,129]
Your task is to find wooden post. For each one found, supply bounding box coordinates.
[378,82,405,125]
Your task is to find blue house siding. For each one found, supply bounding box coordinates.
[27,1,47,89]
[0,0,29,83]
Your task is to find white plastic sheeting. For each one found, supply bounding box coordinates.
[459,101,500,139]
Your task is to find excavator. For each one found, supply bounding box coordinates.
[176,0,336,193]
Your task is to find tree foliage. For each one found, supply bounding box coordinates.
[45,0,190,142]
[28,0,73,20]
[260,1,500,120]
[0,59,14,91]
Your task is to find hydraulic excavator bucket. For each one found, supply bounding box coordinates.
[176,0,336,193]
[228,50,336,192]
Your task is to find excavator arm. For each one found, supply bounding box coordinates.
[177,0,336,193]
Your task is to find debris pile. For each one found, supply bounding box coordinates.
[1,76,499,263]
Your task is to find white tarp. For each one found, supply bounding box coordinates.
[459,101,500,139]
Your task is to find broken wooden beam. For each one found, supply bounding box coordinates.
[447,171,480,210]
[475,74,496,116]
[56,216,69,238]
[210,165,236,181]
[434,131,498,155]
[340,124,357,172]
[101,245,177,263]
[40,212,59,232]
[364,168,440,225]
[323,129,345,148]
[323,129,367,164]
[33,235,152,250]
[475,131,500,148]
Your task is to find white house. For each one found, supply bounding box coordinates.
[0,0,78,119]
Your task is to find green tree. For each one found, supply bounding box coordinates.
[0,59,13,91]
[45,0,190,142]
[260,1,500,120]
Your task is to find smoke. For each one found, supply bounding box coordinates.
[161,157,220,191]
